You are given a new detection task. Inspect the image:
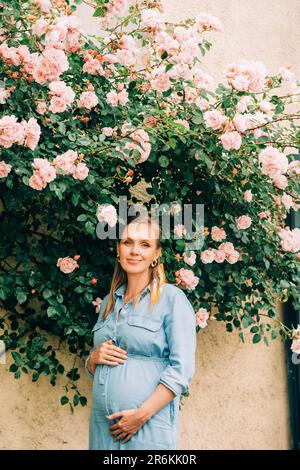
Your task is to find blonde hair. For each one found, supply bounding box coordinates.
[101,211,166,320]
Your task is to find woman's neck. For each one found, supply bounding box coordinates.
[125,271,151,300]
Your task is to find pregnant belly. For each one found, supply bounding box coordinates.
[92,356,172,423]
[107,356,169,409]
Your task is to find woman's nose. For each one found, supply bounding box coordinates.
[130,244,139,254]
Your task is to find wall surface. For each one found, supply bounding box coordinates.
[1,0,300,450]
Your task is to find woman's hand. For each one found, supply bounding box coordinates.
[90,339,128,366]
[106,408,149,444]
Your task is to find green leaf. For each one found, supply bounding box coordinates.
[61,396,69,405]
[16,288,27,304]
[79,396,87,407]
[252,334,261,344]
[158,156,169,167]
[47,307,58,318]
[271,330,277,340]
[77,214,88,222]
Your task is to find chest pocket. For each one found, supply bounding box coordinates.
[127,315,163,331]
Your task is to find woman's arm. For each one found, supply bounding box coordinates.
[137,383,175,423]
[138,289,197,422]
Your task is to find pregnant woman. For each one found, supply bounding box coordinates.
[85,210,197,450]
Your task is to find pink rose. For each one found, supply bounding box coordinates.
[32,158,56,184]
[32,47,69,85]
[236,215,252,230]
[0,161,12,178]
[175,268,199,290]
[278,227,300,253]
[0,115,25,148]
[291,339,300,354]
[53,150,78,175]
[258,146,289,178]
[36,101,47,115]
[57,256,79,274]
[258,210,270,219]
[73,162,89,180]
[118,89,129,105]
[212,249,226,263]
[101,126,117,137]
[22,117,41,150]
[28,171,47,190]
[195,308,210,328]
[174,224,187,237]
[200,249,215,264]
[211,226,226,241]
[92,297,103,314]
[183,251,196,266]
[220,131,242,150]
[244,189,253,203]
[219,242,235,255]
[203,109,226,130]
[226,250,240,264]
[96,204,117,228]
[273,174,288,190]
[106,90,119,106]
[77,91,99,110]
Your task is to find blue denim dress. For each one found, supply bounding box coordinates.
[85,282,196,450]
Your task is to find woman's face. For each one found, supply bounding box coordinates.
[117,222,161,274]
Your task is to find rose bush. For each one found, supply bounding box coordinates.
[0,0,299,410]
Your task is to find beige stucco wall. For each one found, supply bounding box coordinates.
[1,0,299,450]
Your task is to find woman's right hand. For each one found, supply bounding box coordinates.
[90,339,128,367]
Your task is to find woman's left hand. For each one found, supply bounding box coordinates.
[106,408,148,444]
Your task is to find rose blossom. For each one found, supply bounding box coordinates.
[212,249,226,263]
[0,161,12,178]
[220,131,242,150]
[32,47,69,85]
[195,308,210,328]
[77,91,99,110]
[244,190,253,203]
[73,162,89,180]
[258,146,289,178]
[57,256,79,274]
[200,249,215,264]
[278,227,300,253]
[52,149,77,175]
[22,117,41,150]
[236,215,252,230]
[175,268,199,290]
[183,251,196,266]
[0,115,25,148]
[92,297,103,314]
[96,204,118,228]
[174,224,187,237]
[211,226,226,241]
[203,109,226,130]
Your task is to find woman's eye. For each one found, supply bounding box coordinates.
[142,243,150,247]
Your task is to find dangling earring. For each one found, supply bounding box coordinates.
[151,258,158,267]
[117,253,120,262]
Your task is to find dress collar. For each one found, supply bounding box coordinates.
[114,282,151,300]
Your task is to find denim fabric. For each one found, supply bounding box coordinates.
[85,282,196,450]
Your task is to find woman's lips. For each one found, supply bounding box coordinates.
[127,259,141,264]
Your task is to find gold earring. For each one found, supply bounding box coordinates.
[151,258,158,267]
[117,253,120,262]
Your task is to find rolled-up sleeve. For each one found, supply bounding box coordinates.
[85,353,96,381]
[84,294,109,381]
[158,290,197,397]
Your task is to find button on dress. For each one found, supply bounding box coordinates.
[85,281,197,450]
